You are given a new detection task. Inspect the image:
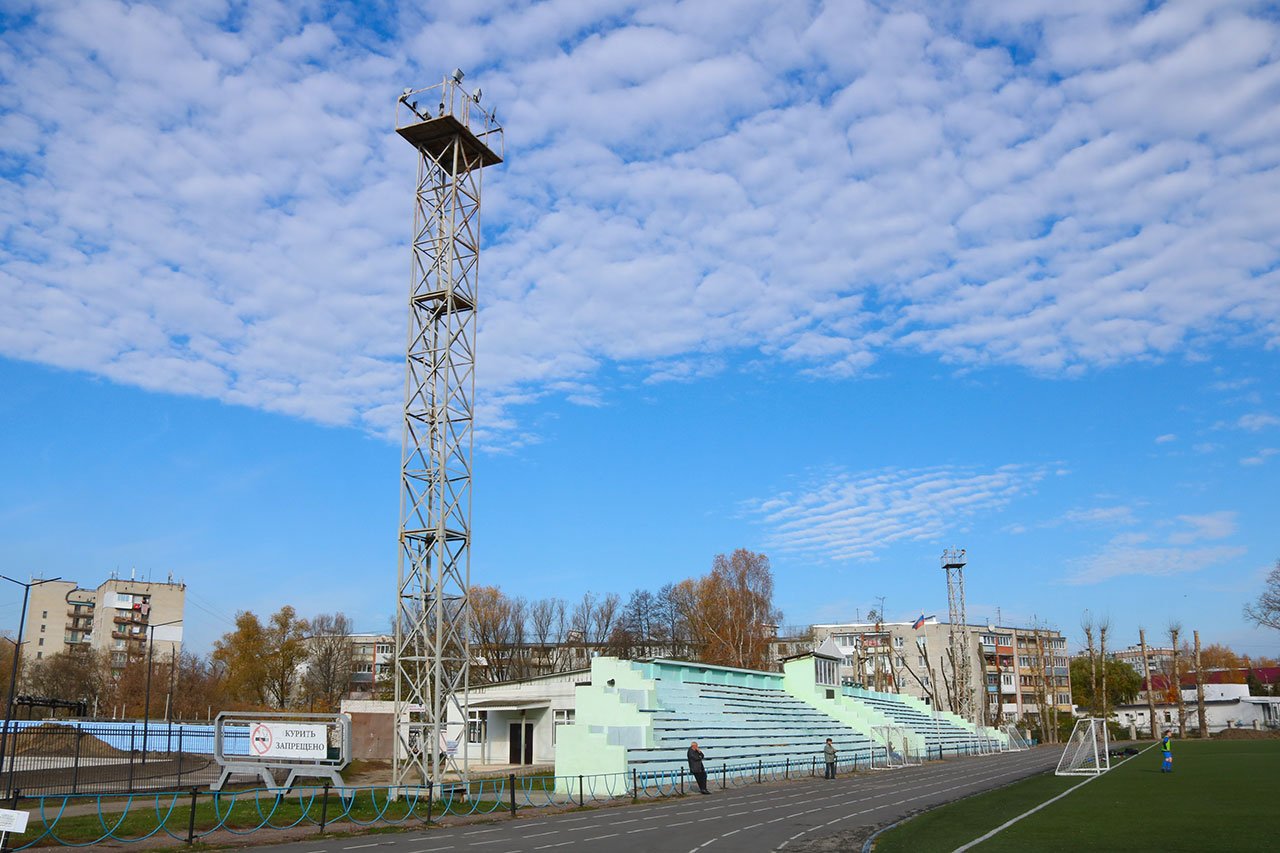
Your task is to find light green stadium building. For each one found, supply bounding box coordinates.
[555,639,1007,791]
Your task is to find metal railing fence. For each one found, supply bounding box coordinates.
[0,740,1028,849]
[0,722,240,798]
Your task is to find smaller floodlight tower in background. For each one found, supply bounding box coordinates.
[942,548,974,723]
[392,69,504,790]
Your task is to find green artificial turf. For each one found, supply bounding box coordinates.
[876,739,1280,853]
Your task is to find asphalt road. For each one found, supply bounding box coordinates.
[242,748,1060,853]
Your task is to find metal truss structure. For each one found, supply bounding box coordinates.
[941,548,974,723]
[392,72,503,789]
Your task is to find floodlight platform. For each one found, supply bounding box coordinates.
[396,116,502,173]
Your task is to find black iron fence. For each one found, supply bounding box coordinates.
[0,722,231,797]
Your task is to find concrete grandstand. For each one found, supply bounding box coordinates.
[555,644,1007,788]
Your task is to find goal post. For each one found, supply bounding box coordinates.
[870,725,917,768]
[1055,717,1110,776]
[1001,724,1031,751]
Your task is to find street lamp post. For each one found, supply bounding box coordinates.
[0,574,62,792]
[141,618,182,767]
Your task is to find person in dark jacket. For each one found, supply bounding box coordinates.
[824,738,837,778]
[687,741,710,794]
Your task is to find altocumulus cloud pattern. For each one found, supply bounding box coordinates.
[2,0,1279,439]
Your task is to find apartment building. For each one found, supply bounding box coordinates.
[1108,643,1175,677]
[347,632,394,698]
[22,574,185,671]
[809,618,1071,725]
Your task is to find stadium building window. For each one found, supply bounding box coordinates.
[467,711,487,744]
[553,709,575,744]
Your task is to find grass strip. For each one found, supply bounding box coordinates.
[12,788,511,847]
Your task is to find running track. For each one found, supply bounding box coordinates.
[242,748,1060,853]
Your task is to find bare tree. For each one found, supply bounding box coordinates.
[593,593,621,647]
[657,582,691,658]
[23,648,110,712]
[302,613,354,711]
[1080,612,1097,716]
[1244,560,1280,631]
[528,597,568,673]
[1098,614,1111,724]
[1168,622,1185,737]
[471,586,519,683]
[1139,627,1158,738]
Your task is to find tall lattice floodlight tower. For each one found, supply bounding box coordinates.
[392,71,503,789]
[941,548,974,723]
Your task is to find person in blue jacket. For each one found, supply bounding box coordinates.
[1160,731,1173,773]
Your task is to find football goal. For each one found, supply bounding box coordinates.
[1055,717,1110,776]
[1000,723,1031,751]
[871,725,918,768]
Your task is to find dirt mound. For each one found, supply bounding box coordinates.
[1212,727,1280,740]
[12,724,126,757]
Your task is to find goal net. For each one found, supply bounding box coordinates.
[1055,717,1110,776]
[1000,724,1031,751]
[870,726,917,768]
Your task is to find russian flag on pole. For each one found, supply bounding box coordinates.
[912,613,927,630]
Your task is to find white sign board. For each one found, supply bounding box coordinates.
[0,809,29,833]
[151,624,184,643]
[249,722,328,760]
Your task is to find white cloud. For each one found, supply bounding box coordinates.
[1063,505,1139,526]
[1169,510,1237,544]
[1237,413,1280,432]
[1241,448,1279,466]
[2,1,1279,439]
[1066,543,1245,585]
[745,463,1047,561]
[1067,508,1242,583]
[1155,433,1176,443]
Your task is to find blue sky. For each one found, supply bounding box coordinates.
[1,0,1278,659]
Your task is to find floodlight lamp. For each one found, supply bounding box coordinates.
[452,68,465,83]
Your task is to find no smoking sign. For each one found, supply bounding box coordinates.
[251,723,274,756]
